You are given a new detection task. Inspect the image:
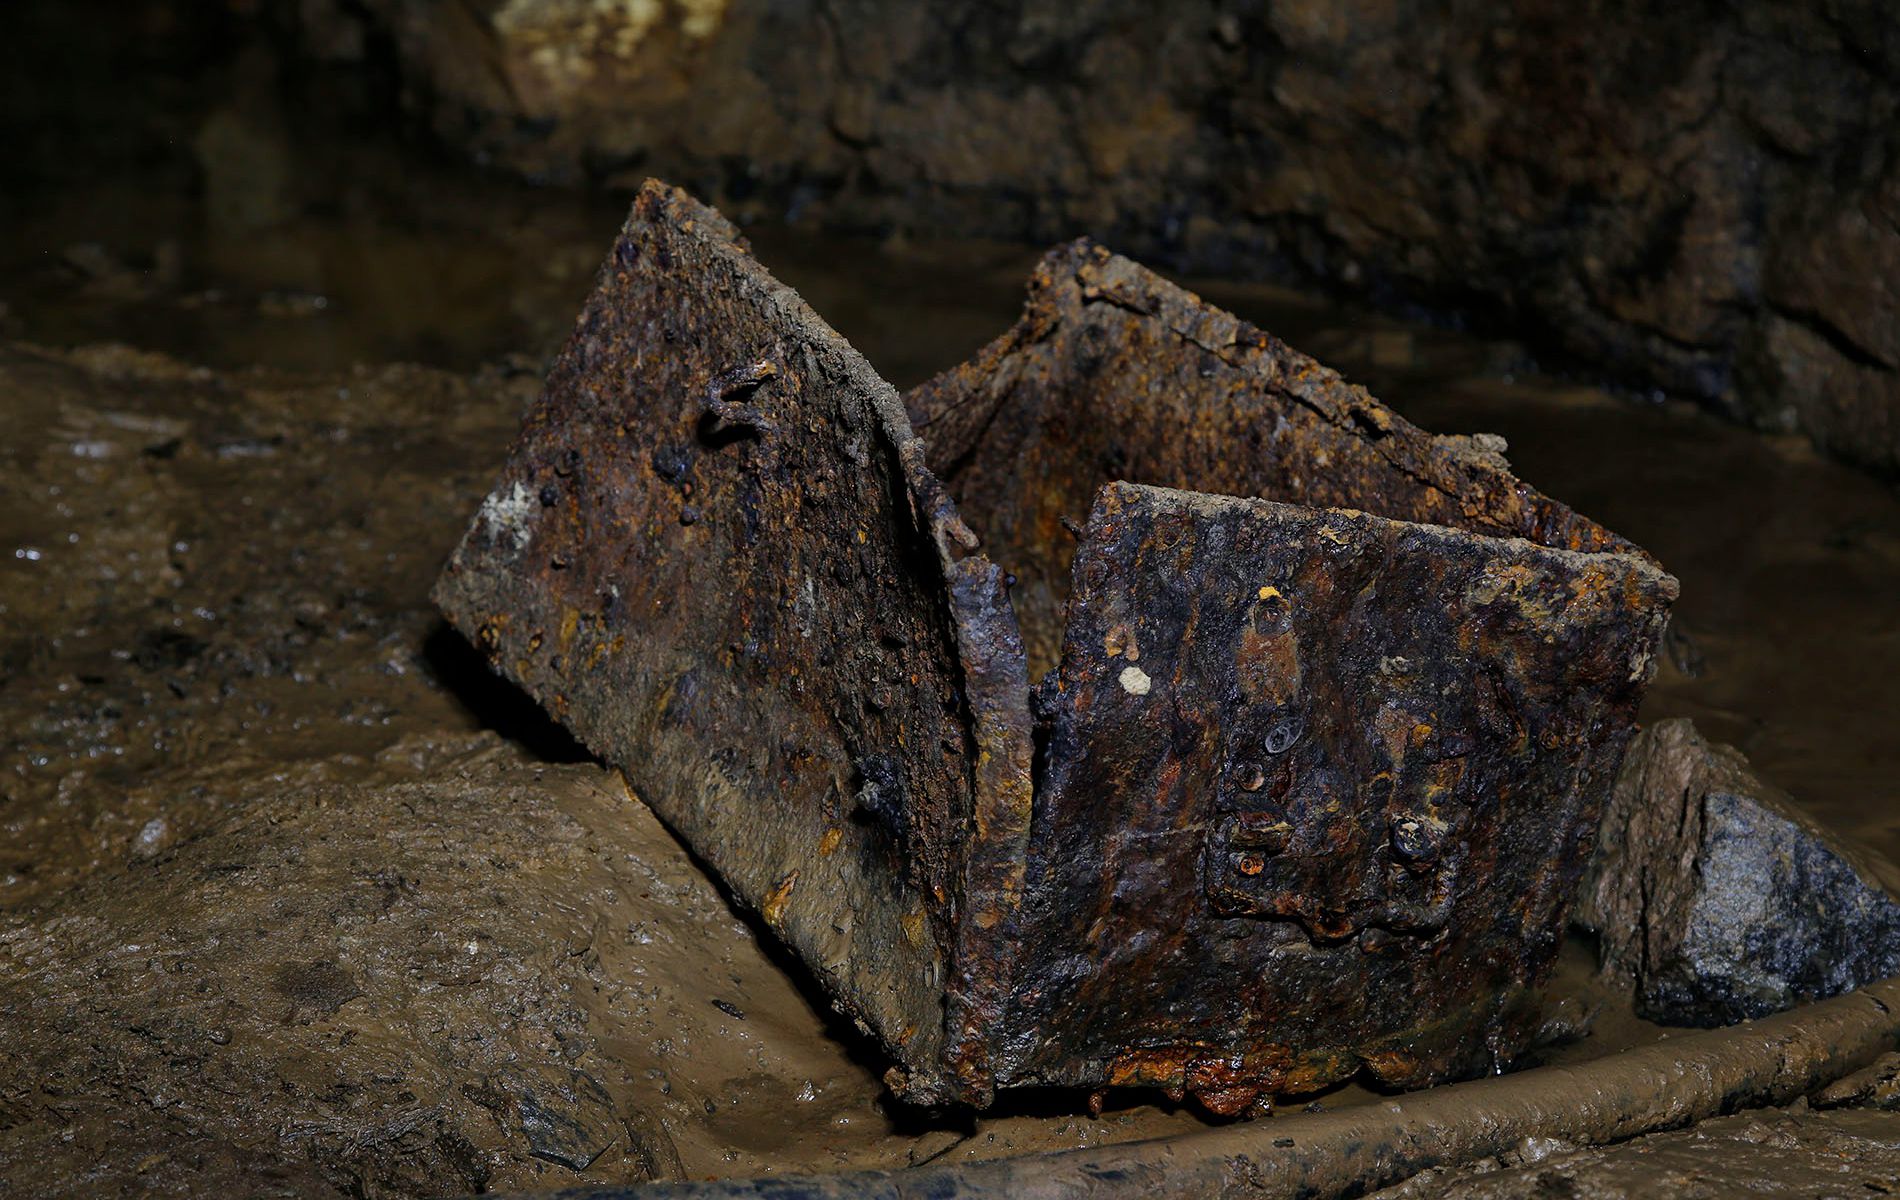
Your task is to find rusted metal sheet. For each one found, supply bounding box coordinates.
[437,183,1676,1113]
[903,241,1677,1111]
[1010,483,1671,1111]
[433,181,1031,1105]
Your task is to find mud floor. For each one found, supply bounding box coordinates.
[1372,1105,1900,1198]
[7,10,1900,1196]
[7,273,1900,1198]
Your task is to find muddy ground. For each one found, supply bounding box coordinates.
[5,268,1900,1195]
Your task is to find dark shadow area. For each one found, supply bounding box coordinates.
[419,620,593,764]
[656,813,1239,1147]
[663,825,910,1109]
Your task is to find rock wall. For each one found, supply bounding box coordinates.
[279,1,1900,472]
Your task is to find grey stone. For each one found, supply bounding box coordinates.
[1577,718,1900,1026]
[499,1066,620,1172]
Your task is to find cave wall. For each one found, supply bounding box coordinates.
[282,0,1900,472]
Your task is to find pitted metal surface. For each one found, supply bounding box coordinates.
[438,183,1676,1110]
[434,181,1030,1104]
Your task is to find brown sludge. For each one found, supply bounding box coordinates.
[435,181,1678,1111]
[609,974,1900,1199]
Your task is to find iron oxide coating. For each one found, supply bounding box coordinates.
[436,181,1677,1110]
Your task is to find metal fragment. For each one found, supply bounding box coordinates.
[437,184,1677,1110]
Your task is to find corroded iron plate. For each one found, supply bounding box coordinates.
[439,186,1676,1110]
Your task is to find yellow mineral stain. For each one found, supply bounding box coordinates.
[817,827,843,857]
[498,0,731,90]
[762,870,798,926]
[677,0,729,39]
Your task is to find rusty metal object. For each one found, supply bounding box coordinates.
[904,241,1678,1111]
[436,182,1676,1112]
[435,181,1030,1107]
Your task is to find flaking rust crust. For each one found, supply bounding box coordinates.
[433,180,1032,1105]
[1017,484,1673,1110]
[907,241,1655,680]
[439,191,1675,1111]
[907,241,1675,1110]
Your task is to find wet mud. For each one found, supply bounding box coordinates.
[7,265,1900,1195]
[1372,1106,1900,1199]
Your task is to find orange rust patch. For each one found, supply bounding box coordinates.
[762,870,798,927]
[1361,1047,1422,1085]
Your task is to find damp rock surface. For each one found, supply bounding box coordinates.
[1,732,1033,1196]
[1578,718,1900,1026]
[0,342,552,909]
[281,0,1900,473]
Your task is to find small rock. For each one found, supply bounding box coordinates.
[488,1064,620,1172]
[1576,719,1900,1025]
[131,816,171,859]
